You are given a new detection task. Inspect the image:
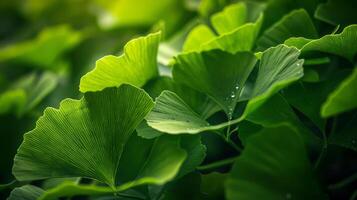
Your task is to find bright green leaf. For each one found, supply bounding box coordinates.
[241,45,304,117]
[211,3,247,35]
[173,50,257,117]
[183,2,263,53]
[285,25,357,62]
[79,32,161,92]
[146,91,210,134]
[13,84,155,187]
[147,45,303,134]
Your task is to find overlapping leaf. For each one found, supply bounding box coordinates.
[183,2,263,53]
[321,68,357,117]
[173,50,257,116]
[225,125,327,200]
[315,0,357,26]
[0,72,58,116]
[257,9,318,50]
[80,32,160,92]
[13,85,187,190]
[7,185,43,200]
[0,25,81,69]
[146,45,303,134]
[285,25,357,62]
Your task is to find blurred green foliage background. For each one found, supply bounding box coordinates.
[0,0,204,195]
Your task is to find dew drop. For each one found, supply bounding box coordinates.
[297,63,300,66]
[285,193,292,199]
[231,93,236,98]
[235,85,239,90]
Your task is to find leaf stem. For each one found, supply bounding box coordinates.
[197,156,238,171]
[214,131,242,152]
[328,171,357,190]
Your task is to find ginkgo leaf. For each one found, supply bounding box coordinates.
[245,94,322,148]
[0,72,58,116]
[173,50,257,117]
[321,68,357,117]
[284,25,357,62]
[177,135,206,178]
[143,76,220,119]
[210,2,248,35]
[225,125,327,200]
[315,0,357,26]
[283,72,348,130]
[13,84,155,187]
[7,185,44,200]
[201,14,263,53]
[0,25,81,69]
[183,2,263,53]
[182,25,216,52]
[257,9,318,50]
[79,32,160,92]
[20,135,186,200]
[147,45,303,134]
[138,76,220,139]
[198,0,229,18]
[146,91,210,134]
[241,44,304,117]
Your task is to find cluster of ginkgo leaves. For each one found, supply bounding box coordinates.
[1,0,357,199]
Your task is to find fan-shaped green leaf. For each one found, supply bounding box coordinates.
[147,45,303,134]
[211,3,247,35]
[0,25,81,69]
[7,185,44,200]
[241,45,304,117]
[0,72,58,116]
[79,32,160,92]
[143,76,220,119]
[257,9,318,50]
[283,72,348,130]
[29,135,186,200]
[225,125,327,200]
[244,94,322,148]
[13,84,155,187]
[178,135,206,177]
[315,0,357,26]
[182,25,216,52]
[201,15,263,53]
[285,25,357,62]
[321,68,357,117]
[173,50,257,117]
[146,91,210,134]
[183,2,263,53]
